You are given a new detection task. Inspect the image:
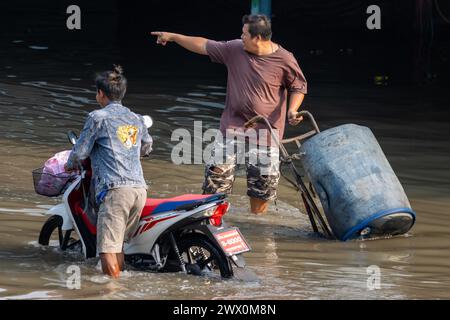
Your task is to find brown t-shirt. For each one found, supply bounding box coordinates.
[206,39,307,142]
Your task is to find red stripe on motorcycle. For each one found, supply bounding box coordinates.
[139,215,179,235]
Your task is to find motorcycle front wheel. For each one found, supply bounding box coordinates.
[38,215,80,251]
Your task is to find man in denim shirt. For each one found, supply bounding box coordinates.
[65,65,152,278]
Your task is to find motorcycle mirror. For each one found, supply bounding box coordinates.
[67,131,78,145]
[142,115,153,129]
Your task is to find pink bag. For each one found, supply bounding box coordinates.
[42,150,72,175]
[34,150,74,197]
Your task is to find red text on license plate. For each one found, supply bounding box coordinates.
[214,228,250,256]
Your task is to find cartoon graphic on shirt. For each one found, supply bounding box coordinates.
[117,125,138,149]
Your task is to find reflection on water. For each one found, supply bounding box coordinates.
[0,205,51,217]
[3,290,60,300]
[1,43,450,300]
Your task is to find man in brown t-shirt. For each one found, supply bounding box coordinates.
[151,14,307,214]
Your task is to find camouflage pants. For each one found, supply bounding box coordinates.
[202,138,280,201]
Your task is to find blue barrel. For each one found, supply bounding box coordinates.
[299,124,416,241]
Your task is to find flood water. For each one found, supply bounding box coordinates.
[1,37,450,300]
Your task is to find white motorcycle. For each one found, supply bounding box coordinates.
[33,118,251,279]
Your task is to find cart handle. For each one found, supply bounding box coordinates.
[244,115,266,129]
[280,110,321,145]
[293,110,320,133]
[244,110,319,132]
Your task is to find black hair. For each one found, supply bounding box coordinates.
[242,14,272,41]
[95,65,127,101]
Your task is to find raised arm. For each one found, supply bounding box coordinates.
[151,32,208,55]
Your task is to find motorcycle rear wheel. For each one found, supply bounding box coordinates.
[177,235,233,279]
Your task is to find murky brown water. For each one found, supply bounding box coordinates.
[1,39,450,299]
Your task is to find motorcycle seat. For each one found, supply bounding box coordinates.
[141,193,225,218]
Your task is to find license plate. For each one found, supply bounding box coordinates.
[213,227,251,256]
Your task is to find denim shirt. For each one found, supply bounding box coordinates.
[66,102,153,198]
